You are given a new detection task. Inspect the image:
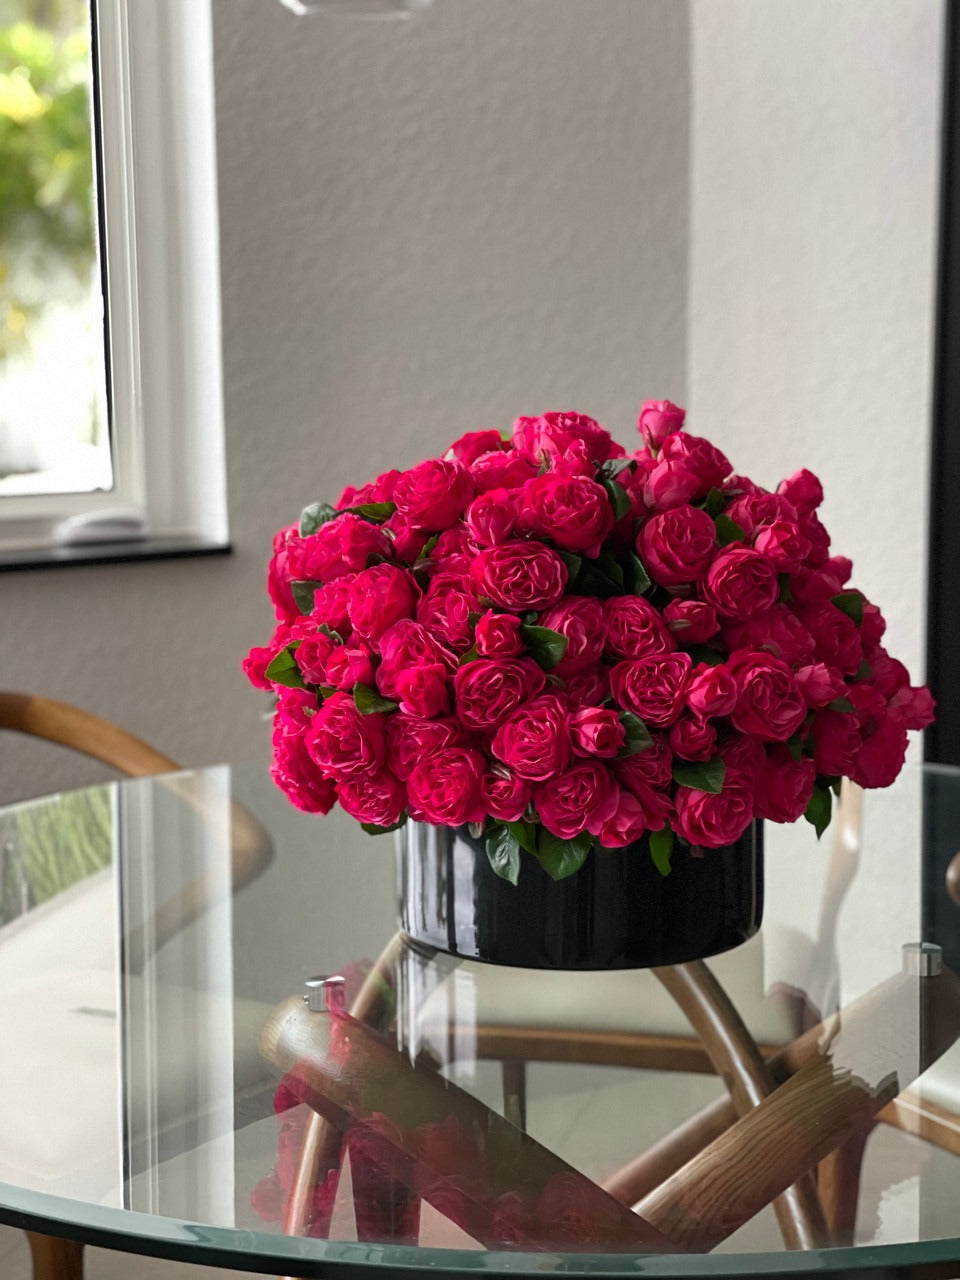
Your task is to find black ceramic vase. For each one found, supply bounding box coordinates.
[397,821,763,970]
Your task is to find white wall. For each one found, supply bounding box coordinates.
[0,0,690,801]
[685,0,944,998]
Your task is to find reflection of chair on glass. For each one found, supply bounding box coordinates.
[0,692,274,1280]
[261,779,960,1254]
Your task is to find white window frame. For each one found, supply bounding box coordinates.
[0,0,228,553]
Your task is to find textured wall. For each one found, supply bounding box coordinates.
[0,0,689,801]
[685,0,944,998]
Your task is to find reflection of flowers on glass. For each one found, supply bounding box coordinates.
[247,401,933,884]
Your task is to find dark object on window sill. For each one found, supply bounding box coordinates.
[0,536,231,573]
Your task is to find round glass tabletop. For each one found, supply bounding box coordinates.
[0,762,959,1277]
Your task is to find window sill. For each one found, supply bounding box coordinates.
[0,536,232,573]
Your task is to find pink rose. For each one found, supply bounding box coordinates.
[491,694,571,781]
[753,520,811,572]
[271,699,337,815]
[638,399,685,449]
[481,769,533,822]
[310,575,356,636]
[470,450,539,493]
[539,596,607,675]
[346,564,419,643]
[860,602,887,647]
[887,685,935,731]
[535,762,618,839]
[702,546,780,621]
[851,715,909,788]
[417,573,482,652]
[638,507,717,587]
[642,458,702,511]
[795,662,847,708]
[663,599,720,644]
[243,644,276,691]
[535,1171,627,1247]
[267,524,302,621]
[490,1192,536,1248]
[796,600,862,675]
[865,646,909,697]
[597,783,670,847]
[668,715,716,761]
[386,714,462,780]
[520,474,614,557]
[797,508,831,566]
[660,432,732,492]
[570,707,626,758]
[719,732,766,776]
[812,708,862,776]
[337,468,400,508]
[685,662,737,718]
[673,774,754,848]
[305,693,386,779]
[472,541,569,611]
[464,488,519,546]
[614,734,672,790]
[325,643,376,691]
[777,468,824,509]
[293,632,336,686]
[604,596,674,660]
[728,652,807,742]
[453,657,545,729]
[755,748,816,823]
[789,565,847,605]
[446,428,506,466]
[377,619,454,696]
[407,747,487,826]
[396,663,450,718]
[511,411,615,465]
[609,653,692,726]
[724,492,797,539]
[298,515,392,583]
[722,605,815,667]
[393,458,475,531]
[566,670,611,708]
[475,609,524,657]
[337,769,406,827]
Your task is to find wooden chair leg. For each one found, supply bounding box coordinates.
[817,1124,875,1245]
[25,1232,84,1280]
[654,960,830,1250]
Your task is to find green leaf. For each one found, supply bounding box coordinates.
[785,732,804,763]
[299,502,339,537]
[535,829,594,881]
[575,549,625,598]
[458,645,481,666]
[778,572,794,604]
[829,777,843,797]
[672,757,726,794]
[804,784,832,839]
[361,816,408,836]
[601,477,632,522]
[557,550,583,583]
[467,611,483,627]
[715,514,746,546]
[292,580,322,616]
[317,684,337,701]
[520,624,569,670]
[831,592,864,627]
[828,697,856,714]
[649,826,674,877]
[618,710,653,758]
[504,819,539,856]
[341,500,397,523]
[352,683,399,714]
[854,659,873,681]
[631,553,652,596]
[264,645,305,689]
[685,644,724,667]
[600,457,634,481]
[317,623,344,644]
[703,487,727,518]
[485,825,522,885]
[416,534,440,561]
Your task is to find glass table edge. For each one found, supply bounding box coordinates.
[2,1185,960,1279]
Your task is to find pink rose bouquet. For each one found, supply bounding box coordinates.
[245,402,933,883]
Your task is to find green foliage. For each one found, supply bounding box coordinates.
[1,4,96,361]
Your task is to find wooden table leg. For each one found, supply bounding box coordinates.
[25,1233,83,1280]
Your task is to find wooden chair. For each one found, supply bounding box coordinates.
[0,692,274,1280]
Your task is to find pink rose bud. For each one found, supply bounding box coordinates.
[663,600,720,644]
[570,706,626,758]
[512,411,616,465]
[887,685,936,731]
[638,399,686,449]
[660,433,732,492]
[464,488,519,546]
[597,783,671,848]
[325,643,376,691]
[396,663,451,718]
[475,609,524,657]
[642,459,702,511]
[668,714,717,762]
[445,428,506,466]
[686,663,738,718]
[777,468,824,510]
[794,662,847,708]
[753,520,811,573]
[638,506,717,587]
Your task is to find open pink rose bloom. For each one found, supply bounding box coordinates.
[245,403,934,878]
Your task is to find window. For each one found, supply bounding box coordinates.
[0,0,227,557]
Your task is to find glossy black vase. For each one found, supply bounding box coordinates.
[398,822,763,970]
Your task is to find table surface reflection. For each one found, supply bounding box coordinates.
[0,762,958,1277]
